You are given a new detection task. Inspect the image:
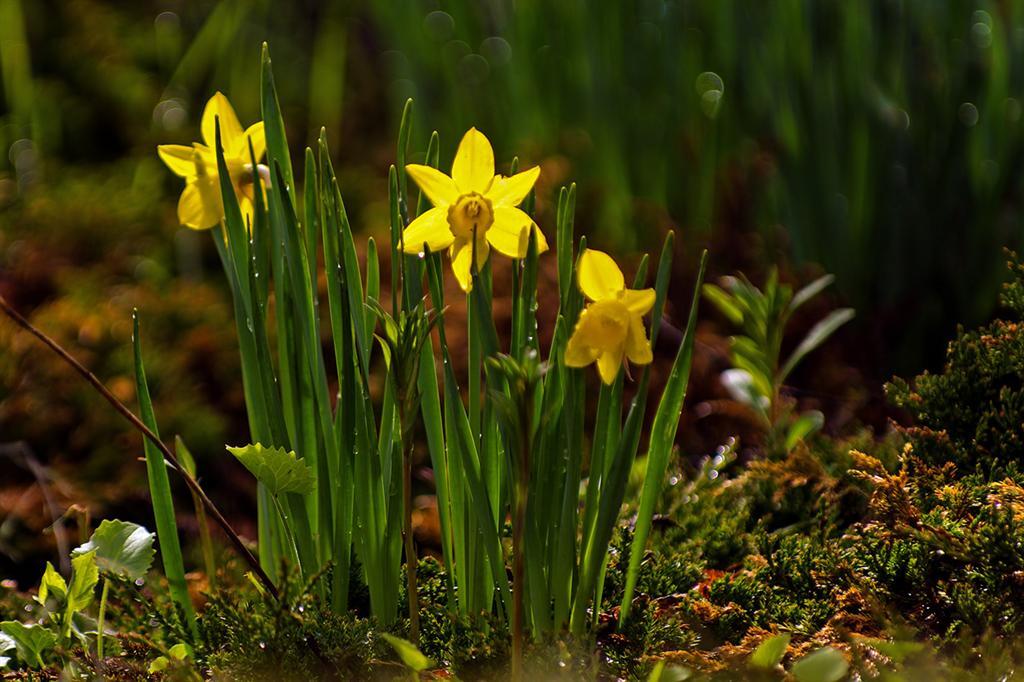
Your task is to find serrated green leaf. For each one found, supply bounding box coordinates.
[72,519,155,580]
[227,443,314,496]
[381,633,432,672]
[36,562,67,606]
[0,622,56,668]
[792,647,848,682]
[750,633,791,669]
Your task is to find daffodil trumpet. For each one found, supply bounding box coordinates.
[564,248,655,384]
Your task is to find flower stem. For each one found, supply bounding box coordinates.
[402,436,420,643]
[511,390,532,682]
[511,467,527,681]
[97,577,110,660]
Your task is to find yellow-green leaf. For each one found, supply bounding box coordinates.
[227,443,314,496]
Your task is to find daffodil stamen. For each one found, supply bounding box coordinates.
[403,127,548,292]
[448,192,494,240]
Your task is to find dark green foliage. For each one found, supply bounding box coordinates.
[888,252,1024,468]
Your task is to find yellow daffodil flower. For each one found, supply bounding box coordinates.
[157,92,266,230]
[403,127,548,292]
[564,249,655,384]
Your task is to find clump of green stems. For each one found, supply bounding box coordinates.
[703,269,854,450]
[8,43,707,668]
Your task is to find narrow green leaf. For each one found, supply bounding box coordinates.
[260,43,294,192]
[702,283,743,324]
[619,250,707,626]
[789,274,835,313]
[778,308,855,381]
[173,436,197,479]
[132,313,197,637]
[785,410,824,450]
[556,184,577,312]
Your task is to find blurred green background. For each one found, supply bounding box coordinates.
[5,1,1024,364]
[2,0,1024,572]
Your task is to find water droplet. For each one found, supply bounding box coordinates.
[959,102,979,127]
[701,90,723,119]
[458,54,490,85]
[480,36,512,67]
[424,10,455,41]
[972,21,993,48]
[695,71,724,96]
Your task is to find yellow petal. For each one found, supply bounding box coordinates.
[177,179,222,230]
[201,92,244,151]
[596,348,624,384]
[487,206,549,258]
[451,127,495,194]
[620,288,655,315]
[406,164,460,207]
[564,315,600,368]
[486,166,540,207]
[449,237,490,292]
[577,249,625,301]
[158,145,200,177]
[625,314,653,365]
[401,206,455,254]
[231,121,266,162]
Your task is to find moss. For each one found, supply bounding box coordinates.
[887,252,1024,469]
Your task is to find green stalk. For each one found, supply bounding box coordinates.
[96,577,110,660]
[510,386,533,681]
[401,424,420,642]
[194,494,216,589]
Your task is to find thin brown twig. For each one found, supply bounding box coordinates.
[0,294,279,599]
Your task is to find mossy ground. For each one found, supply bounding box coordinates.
[9,260,1024,679]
